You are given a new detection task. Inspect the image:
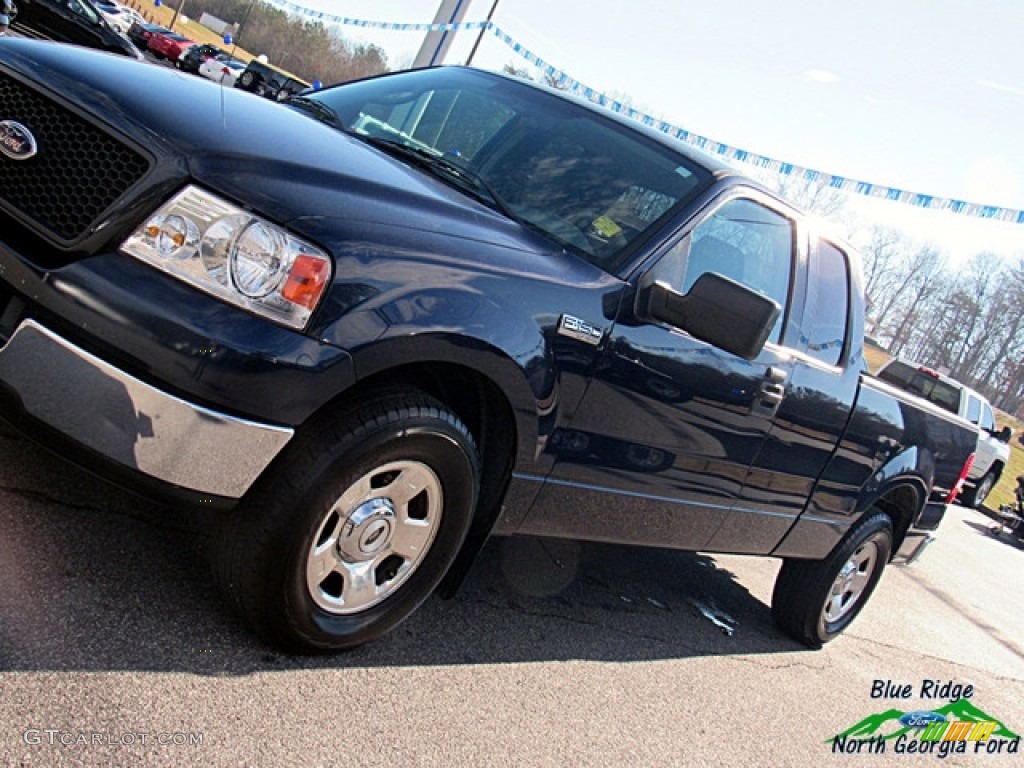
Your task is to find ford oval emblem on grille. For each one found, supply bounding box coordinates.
[0,120,38,161]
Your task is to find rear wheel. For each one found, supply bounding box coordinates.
[961,470,997,509]
[772,512,892,648]
[214,392,479,652]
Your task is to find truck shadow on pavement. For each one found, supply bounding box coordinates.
[0,428,804,674]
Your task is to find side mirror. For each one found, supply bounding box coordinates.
[641,273,780,360]
[996,425,1012,443]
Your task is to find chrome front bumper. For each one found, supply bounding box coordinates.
[0,319,293,498]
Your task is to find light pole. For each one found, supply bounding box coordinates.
[413,0,472,68]
[466,0,499,66]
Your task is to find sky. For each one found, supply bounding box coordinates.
[268,0,1024,267]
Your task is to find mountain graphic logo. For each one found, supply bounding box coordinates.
[831,698,1019,743]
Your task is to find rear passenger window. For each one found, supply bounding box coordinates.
[966,395,982,425]
[799,240,850,366]
[980,403,996,432]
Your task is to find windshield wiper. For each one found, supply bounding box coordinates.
[287,97,345,130]
[359,135,520,223]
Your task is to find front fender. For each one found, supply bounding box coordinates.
[310,233,618,472]
[347,330,552,471]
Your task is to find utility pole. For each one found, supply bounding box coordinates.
[413,0,472,68]
[169,0,186,30]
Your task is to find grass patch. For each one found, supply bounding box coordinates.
[863,343,892,373]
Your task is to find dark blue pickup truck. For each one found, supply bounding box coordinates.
[0,39,976,652]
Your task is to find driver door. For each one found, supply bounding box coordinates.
[520,189,800,551]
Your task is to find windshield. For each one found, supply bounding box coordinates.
[297,68,710,271]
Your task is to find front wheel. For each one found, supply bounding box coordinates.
[771,512,892,648]
[213,393,480,652]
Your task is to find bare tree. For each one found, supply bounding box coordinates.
[972,259,1024,402]
[860,227,902,302]
[886,245,946,356]
[944,253,1002,380]
[857,226,908,334]
[502,64,532,80]
[868,241,936,337]
[177,0,388,84]
[771,175,847,219]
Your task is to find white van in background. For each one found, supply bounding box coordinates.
[875,359,1012,508]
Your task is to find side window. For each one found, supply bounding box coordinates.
[798,239,850,366]
[652,197,794,343]
[980,403,996,433]
[966,395,982,425]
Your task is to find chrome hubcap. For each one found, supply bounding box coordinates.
[337,498,396,561]
[823,540,878,624]
[306,460,443,615]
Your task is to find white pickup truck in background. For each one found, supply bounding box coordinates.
[876,359,1012,508]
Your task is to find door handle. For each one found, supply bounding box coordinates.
[757,367,787,410]
[759,382,786,407]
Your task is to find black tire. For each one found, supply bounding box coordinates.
[213,392,479,652]
[771,511,893,648]
[961,470,997,509]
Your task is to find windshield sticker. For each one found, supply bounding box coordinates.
[590,215,622,240]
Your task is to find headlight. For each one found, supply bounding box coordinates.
[121,186,331,330]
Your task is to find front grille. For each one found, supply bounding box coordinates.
[0,72,152,243]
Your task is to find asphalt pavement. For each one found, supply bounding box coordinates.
[1,420,1022,767]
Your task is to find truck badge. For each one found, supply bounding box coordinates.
[557,314,604,346]
[0,120,38,161]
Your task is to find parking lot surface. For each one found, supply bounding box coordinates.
[1,420,1022,767]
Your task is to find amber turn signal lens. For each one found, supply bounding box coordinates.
[282,254,331,310]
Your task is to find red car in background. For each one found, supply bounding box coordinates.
[127,21,170,52]
[147,30,194,62]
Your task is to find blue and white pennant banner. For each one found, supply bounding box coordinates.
[269,1,488,32]
[266,1,1024,225]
